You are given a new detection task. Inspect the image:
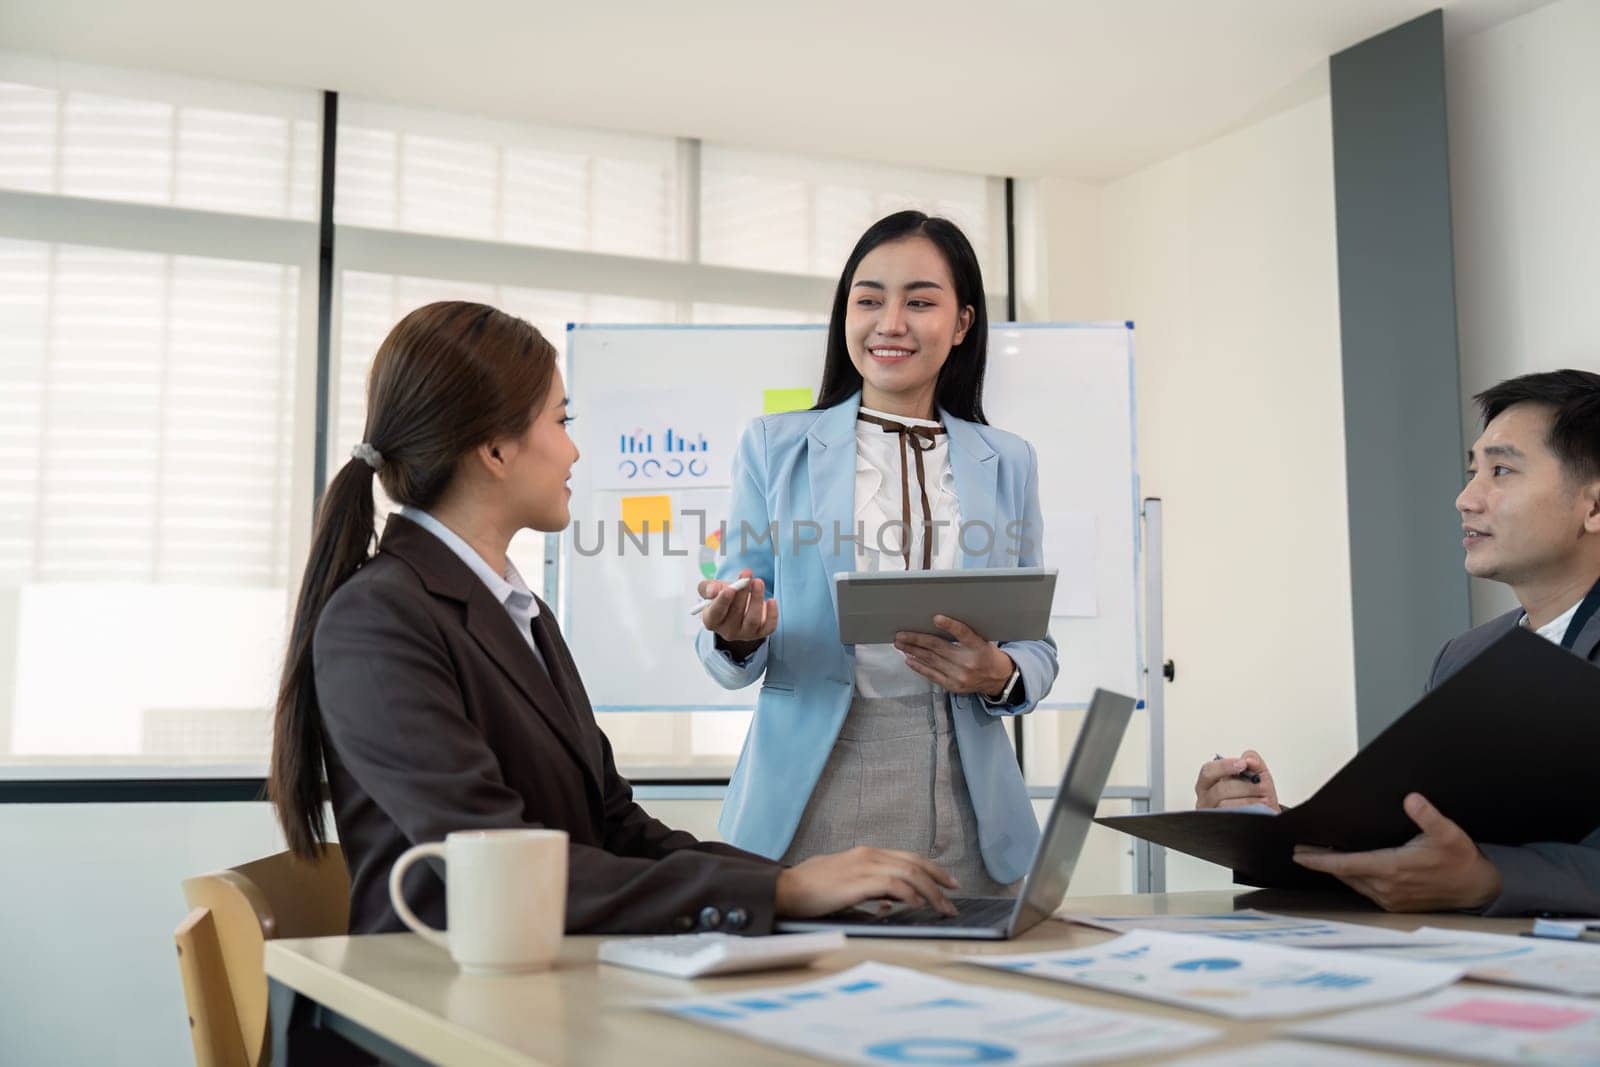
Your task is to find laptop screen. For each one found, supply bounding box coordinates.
[1010,689,1136,933]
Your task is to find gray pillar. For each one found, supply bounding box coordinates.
[1331,9,1471,743]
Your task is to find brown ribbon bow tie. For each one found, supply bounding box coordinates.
[857,412,947,571]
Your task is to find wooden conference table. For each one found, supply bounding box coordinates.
[265,890,1532,1066]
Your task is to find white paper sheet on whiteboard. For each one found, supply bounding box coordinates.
[591,387,735,491]
[1043,511,1099,617]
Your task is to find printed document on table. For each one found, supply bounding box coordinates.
[1352,927,1600,996]
[1058,909,1420,949]
[652,961,1220,1067]
[972,930,1463,1020]
[1167,1038,1423,1067]
[1289,985,1600,1065]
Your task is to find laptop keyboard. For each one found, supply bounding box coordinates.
[844,896,1016,928]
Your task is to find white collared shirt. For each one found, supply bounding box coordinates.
[396,506,547,671]
[1521,596,1584,646]
[851,407,962,699]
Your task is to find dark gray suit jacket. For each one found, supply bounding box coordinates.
[313,515,781,936]
[1426,599,1600,916]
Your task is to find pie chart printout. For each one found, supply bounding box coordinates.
[974,931,1462,1020]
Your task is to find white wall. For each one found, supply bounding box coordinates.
[0,803,289,1066]
[1027,83,1359,891]
[1448,0,1600,624]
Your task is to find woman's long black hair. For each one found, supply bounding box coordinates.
[269,301,557,858]
[813,210,990,424]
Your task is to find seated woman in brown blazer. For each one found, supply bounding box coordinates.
[270,301,957,935]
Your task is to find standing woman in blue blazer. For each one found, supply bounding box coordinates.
[695,211,1058,894]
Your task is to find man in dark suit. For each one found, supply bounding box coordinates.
[1197,369,1600,914]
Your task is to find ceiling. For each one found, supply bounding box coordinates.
[0,0,1553,180]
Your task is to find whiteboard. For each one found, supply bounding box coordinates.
[562,323,1140,712]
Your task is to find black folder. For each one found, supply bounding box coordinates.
[1096,627,1600,889]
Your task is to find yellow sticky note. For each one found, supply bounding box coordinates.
[621,495,673,535]
[763,387,813,415]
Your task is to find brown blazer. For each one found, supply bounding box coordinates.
[313,514,781,936]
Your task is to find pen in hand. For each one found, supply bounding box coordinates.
[690,575,751,616]
[1213,753,1262,785]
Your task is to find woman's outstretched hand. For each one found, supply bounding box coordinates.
[698,568,779,655]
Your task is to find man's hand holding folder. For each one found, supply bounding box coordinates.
[1098,627,1600,907]
[1291,792,1504,911]
[1197,751,1502,910]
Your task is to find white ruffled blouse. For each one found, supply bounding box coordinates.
[851,406,962,699]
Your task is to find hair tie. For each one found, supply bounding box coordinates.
[351,442,384,471]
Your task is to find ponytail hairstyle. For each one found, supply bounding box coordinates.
[270,301,558,858]
[814,210,991,424]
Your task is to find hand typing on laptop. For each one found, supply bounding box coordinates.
[776,847,959,918]
[849,899,909,917]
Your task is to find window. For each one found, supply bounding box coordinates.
[0,236,305,767]
[2,242,299,586]
[0,55,318,773]
[334,99,684,260]
[698,144,1008,286]
[0,52,319,220]
[333,269,677,467]
[1,59,1008,781]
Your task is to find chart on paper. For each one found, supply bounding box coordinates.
[1059,909,1421,949]
[1354,927,1600,996]
[654,961,1219,1066]
[973,930,1463,1019]
[1290,986,1600,1065]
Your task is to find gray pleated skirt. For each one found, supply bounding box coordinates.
[781,690,1017,897]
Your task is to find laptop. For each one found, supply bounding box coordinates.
[776,688,1136,940]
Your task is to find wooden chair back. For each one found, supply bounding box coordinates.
[175,845,349,1067]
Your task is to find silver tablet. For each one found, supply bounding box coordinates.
[833,567,1057,645]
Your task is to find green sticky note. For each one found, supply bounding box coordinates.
[763,387,813,415]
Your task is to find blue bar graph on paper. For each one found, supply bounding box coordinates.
[663,429,707,453]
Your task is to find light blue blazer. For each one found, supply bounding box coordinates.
[695,392,1059,884]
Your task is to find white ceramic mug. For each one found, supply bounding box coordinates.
[388,828,568,975]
